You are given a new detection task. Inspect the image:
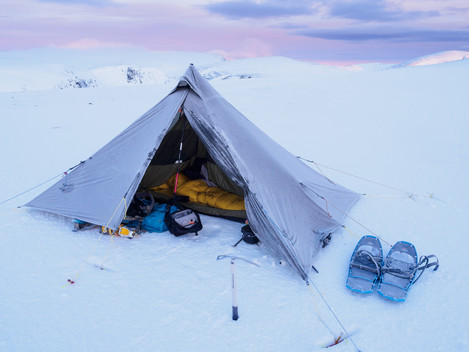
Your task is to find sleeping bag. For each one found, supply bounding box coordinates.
[151,173,245,211]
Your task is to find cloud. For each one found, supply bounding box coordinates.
[61,38,128,49]
[297,27,469,43]
[325,0,439,22]
[204,0,314,19]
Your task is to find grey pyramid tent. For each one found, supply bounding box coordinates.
[26,64,360,280]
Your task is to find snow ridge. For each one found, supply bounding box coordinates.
[401,50,469,67]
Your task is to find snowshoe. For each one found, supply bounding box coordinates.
[378,241,439,302]
[346,235,383,294]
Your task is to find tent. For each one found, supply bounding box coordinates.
[26,64,360,280]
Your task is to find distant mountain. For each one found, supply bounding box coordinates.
[0,48,271,92]
[0,48,225,92]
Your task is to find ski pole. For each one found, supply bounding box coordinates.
[217,255,260,321]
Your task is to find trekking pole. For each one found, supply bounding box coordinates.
[217,255,260,321]
[173,110,187,200]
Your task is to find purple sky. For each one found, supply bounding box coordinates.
[2,0,469,64]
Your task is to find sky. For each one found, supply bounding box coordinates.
[1,0,469,64]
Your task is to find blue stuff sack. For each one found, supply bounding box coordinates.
[141,204,178,233]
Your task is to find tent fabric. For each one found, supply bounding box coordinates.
[25,64,360,280]
[25,88,189,229]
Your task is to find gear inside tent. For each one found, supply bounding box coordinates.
[25,64,361,281]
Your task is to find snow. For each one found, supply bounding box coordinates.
[1,49,468,352]
[398,50,469,67]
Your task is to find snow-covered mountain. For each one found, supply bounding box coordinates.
[0,49,227,92]
[1,49,468,352]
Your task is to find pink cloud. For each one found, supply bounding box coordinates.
[60,38,130,49]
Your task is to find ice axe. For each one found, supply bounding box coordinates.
[217,255,260,321]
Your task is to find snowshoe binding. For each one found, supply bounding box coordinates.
[346,235,383,294]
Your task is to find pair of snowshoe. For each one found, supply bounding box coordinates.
[346,235,439,302]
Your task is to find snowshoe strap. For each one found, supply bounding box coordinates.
[381,256,417,279]
[412,254,439,284]
[422,254,439,271]
[382,267,415,280]
[350,250,381,274]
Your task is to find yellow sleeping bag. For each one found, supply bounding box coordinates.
[151,174,245,211]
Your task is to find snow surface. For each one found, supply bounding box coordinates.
[1,49,468,352]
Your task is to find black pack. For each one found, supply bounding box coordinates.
[241,225,259,244]
[126,192,155,218]
[165,207,203,236]
[234,225,259,246]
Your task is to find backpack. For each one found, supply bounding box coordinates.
[241,225,259,244]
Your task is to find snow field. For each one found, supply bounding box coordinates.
[1,50,468,351]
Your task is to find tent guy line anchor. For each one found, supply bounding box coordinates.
[217,255,260,321]
[308,278,362,352]
[297,156,434,199]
